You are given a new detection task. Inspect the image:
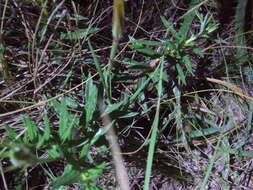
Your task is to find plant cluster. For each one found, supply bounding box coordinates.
[0,0,253,189]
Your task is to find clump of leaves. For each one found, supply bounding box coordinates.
[1,93,106,189]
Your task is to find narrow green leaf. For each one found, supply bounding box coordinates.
[121,58,147,66]
[165,40,177,51]
[119,112,139,118]
[79,143,89,159]
[58,100,77,142]
[134,39,166,46]
[160,16,180,40]
[85,76,98,124]
[60,70,73,88]
[60,28,99,40]
[4,124,18,140]
[50,164,81,188]
[144,57,164,190]
[102,101,124,117]
[183,55,194,75]
[88,40,108,97]
[61,96,79,109]
[175,64,186,85]
[23,117,38,142]
[70,14,88,21]
[128,44,160,56]
[90,127,107,145]
[80,163,105,181]
[50,99,61,114]
[37,114,51,148]
[178,0,198,42]
[172,127,220,144]
[46,145,61,159]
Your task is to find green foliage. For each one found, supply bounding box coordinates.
[37,114,51,148]
[84,75,98,125]
[51,164,105,189]
[23,117,39,142]
[1,96,106,189]
[1,0,253,189]
[129,8,218,85]
[144,57,164,189]
[4,124,18,140]
[60,28,99,41]
[88,40,109,100]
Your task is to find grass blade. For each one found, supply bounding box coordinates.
[178,0,198,43]
[144,57,164,190]
[88,40,109,100]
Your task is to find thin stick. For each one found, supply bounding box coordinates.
[99,101,130,190]
[0,162,8,190]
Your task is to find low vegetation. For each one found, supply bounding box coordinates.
[0,0,253,189]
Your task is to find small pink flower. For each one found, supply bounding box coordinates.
[149,58,160,68]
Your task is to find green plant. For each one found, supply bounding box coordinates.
[125,0,220,187]
[2,0,253,189]
[1,95,106,189]
[129,6,218,86]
